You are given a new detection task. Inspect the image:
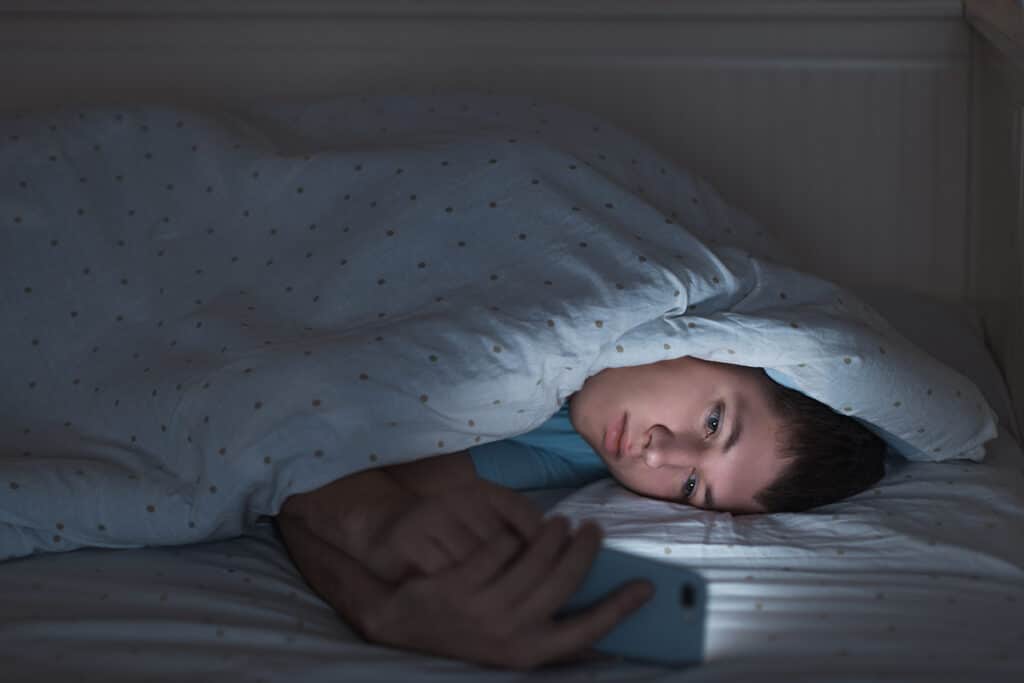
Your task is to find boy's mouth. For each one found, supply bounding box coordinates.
[604,411,627,458]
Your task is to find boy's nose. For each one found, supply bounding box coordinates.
[642,439,702,469]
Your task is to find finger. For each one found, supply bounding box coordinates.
[430,517,486,564]
[532,579,653,668]
[545,646,618,668]
[483,483,544,540]
[448,492,506,544]
[515,520,604,624]
[406,535,456,577]
[484,515,572,608]
[445,529,524,589]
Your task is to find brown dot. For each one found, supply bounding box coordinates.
[312,399,321,407]
[209,486,218,493]
[56,522,64,530]
[263,456,272,465]
[218,447,226,456]
[359,373,369,380]
[547,320,554,327]
[492,345,502,353]
[843,357,852,364]
[254,401,262,410]
[314,449,324,458]
[420,394,429,403]
[595,320,603,328]
[687,322,696,329]
[369,453,378,462]
[468,419,475,427]
[790,322,799,329]
[616,345,624,352]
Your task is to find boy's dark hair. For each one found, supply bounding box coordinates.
[755,372,887,513]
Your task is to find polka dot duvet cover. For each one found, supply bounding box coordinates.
[0,94,996,563]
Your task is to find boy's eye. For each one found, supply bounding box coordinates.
[684,472,698,498]
[705,405,722,436]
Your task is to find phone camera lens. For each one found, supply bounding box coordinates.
[680,583,696,607]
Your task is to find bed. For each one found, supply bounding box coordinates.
[2,1,1024,681]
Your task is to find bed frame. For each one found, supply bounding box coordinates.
[2,0,1022,434]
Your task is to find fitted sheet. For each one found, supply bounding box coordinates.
[2,428,1021,683]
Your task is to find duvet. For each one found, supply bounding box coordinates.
[0,94,996,561]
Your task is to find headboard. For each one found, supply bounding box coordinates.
[2,0,1022,432]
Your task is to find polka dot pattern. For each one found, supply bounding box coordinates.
[0,93,996,563]
[0,94,768,559]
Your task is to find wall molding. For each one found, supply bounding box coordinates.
[0,0,965,21]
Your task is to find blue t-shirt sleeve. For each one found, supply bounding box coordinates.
[469,439,608,491]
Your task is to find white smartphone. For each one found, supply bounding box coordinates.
[556,545,707,666]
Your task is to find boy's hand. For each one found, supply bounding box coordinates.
[362,516,653,670]
[364,480,544,582]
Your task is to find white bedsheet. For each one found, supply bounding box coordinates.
[2,428,1021,682]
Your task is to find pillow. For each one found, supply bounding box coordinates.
[760,285,1005,462]
[851,286,1018,442]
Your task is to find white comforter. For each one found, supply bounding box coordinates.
[0,94,995,561]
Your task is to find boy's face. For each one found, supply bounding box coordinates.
[568,356,788,514]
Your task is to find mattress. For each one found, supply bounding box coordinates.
[1,289,1022,682]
